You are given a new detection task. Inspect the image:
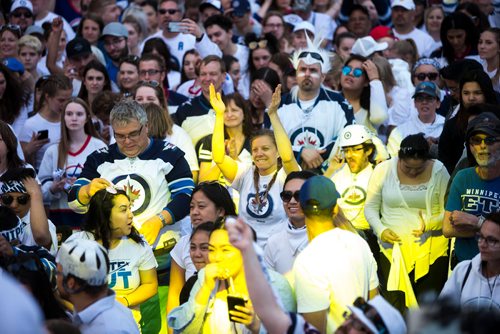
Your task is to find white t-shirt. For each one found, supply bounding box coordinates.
[141,31,196,69]
[170,235,195,280]
[331,164,373,230]
[35,12,76,41]
[19,113,61,170]
[393,28,436,57]
[166,125,199,172]
[293,228,379,333]
[168,71,181,90]
[67,232,157,296]
[176,80,202,99]
[19,211,58,256]
[231,164,288,248]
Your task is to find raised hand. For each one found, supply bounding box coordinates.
[209,83,225,115]
[267,84,282,116]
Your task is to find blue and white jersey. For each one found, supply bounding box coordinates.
[68,139,194,246]
[277,88,354,163]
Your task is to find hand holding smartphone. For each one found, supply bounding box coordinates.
[37,130,49,140]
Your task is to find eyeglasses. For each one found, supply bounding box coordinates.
[280,190,300,203]
[352,297,388,334]
[114,125,144,142]
[158,8,180,15]
[415,95,437,103]
[469,136,500,146]
[103,37,126,47]
[415,72,439,81]
[0,24,22,38]
[341,146,365,154]
[248,40,268,50]
[1,194,30,205]
[139,69,162,77]
[11,11,33,18]
[299,51,324,63]
[476,233,499,248]
[342,65,364,78]
[265,23,283,29]
[138,79,160,87]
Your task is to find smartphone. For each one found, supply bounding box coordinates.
[168,22,185,33]
[37,130,49,140]
[227,295,247,323]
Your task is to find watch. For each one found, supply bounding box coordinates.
[157,212,168,228]
[477,215,486,229]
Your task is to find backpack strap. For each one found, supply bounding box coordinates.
[461,261,473,293]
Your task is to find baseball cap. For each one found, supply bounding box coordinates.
[370,25,397,41]
[101,22,128,38]
[25,25,44,36]
[347,296,407,334]
[293,21,315,36]
[10,0,33,13]
[231,0,250,17]
[299,175,340,211]
[351,36,388,57]
[338,124,373,147]
[391,0,415,10]
[466,112,500,140]
[200,0,222,12]
[283,14,303,28]
[412,82,439,99]
[293,0,312,12]
[66,37,92,59]
[2,58,24,75]
[57,238,110,286]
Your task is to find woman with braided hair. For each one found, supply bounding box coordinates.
[210,83,300,248]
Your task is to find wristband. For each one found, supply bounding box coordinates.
[477,216,486,229]
[157,212,168,228]
[123,296,130,307]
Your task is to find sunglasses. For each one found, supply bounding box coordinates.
[138,79,160,87]
[414,95,437,103]
[280,190,300,203]
[1,194,30,205]
[121,55,140,64]
[415,72,439,81]
[469,136,500,146]
[7,258,45,275]
[158,8,180,15]
[248,40,268,50]
[0,24,22,38]
[342,66,364,78]
[352,297,388,334]
[11,11,33,18]
[298,51,324,63]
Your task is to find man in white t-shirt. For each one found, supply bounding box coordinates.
[293,175,379,333]
[391,0,436,57]
[264,171,314,275]
[31,0,75,40]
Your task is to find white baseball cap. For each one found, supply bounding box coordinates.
[293,21,315,36]
[338,124,373,147]
[351,36,388,57]
[347,296,407,334]
[391,0,415,10]
[10,0,33,13]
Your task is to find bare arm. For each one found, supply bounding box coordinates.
[117,268,158,307]
[302,310,328,334]
[442,210,479,238]
[166,259,187,327]
[46,17,65,76]
[23,177,51,249]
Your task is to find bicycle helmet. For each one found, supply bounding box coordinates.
[338,124,373,147]
[56,239,109,286]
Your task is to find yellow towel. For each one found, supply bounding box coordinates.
[385,243,419,308]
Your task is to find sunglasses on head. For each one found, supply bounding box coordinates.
[138,80,160,87]
[7,257,45,275]
[1,194,30,205]
[280,190,300,203]
[342,65,364,78]
[249,40,268,50]
[298,51,324,63]
[415,72,439,81]
[352,297,388,334]
[0,24,22,38]
[469,136,500,146]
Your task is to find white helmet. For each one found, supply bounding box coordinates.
[338,124,373,147]
[57,239,109,286]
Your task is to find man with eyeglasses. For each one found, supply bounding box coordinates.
[0,168,57,255]
[141,0,196,69]
[263,171,315,275]
[277,45,353,171]
[8,0,34,33]
[443,112,500,265]
[100,22,129,84]
[387,82,445,157]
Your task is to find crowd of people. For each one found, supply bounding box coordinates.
[0,0,499,333]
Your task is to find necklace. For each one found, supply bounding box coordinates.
[486,264,499,297]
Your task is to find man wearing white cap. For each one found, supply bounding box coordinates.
[391,0,436,57]
[9,0,34,33]
[292,21,316,51]
[31,0,75,40]
[293,0,337,47]
[351,36,388,58]
[56,238,139,334]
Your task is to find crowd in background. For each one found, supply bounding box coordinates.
[0,0,500,333]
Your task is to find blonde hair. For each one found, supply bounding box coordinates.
[18,35,42,54]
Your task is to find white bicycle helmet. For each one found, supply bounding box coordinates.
[338,124,374,147]
[57,239,109,286]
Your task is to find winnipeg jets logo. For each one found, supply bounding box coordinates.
[341,186,367,206]
[246,192,274,219]
[290,127,325,149]
[112,174,151,215]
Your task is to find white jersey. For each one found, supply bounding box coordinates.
[331,164,373,230]
[393,27,436,57]
[231,164,288,248]
[166,125,199,172]
[14,211,58,256]
[141,31,196,69]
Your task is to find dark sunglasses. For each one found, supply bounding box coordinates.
[158,8,180,15]
[469,136,500,146]
[280,190,300,203]
[121,55,140,65]
[7,257,44,275]
[138,80,160,87]
[298,51,324,63]
[415,72,439,81]
[342,65,364,78]
[353,297,388,334]
[11,11,33,18]
[1,194,30,205]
